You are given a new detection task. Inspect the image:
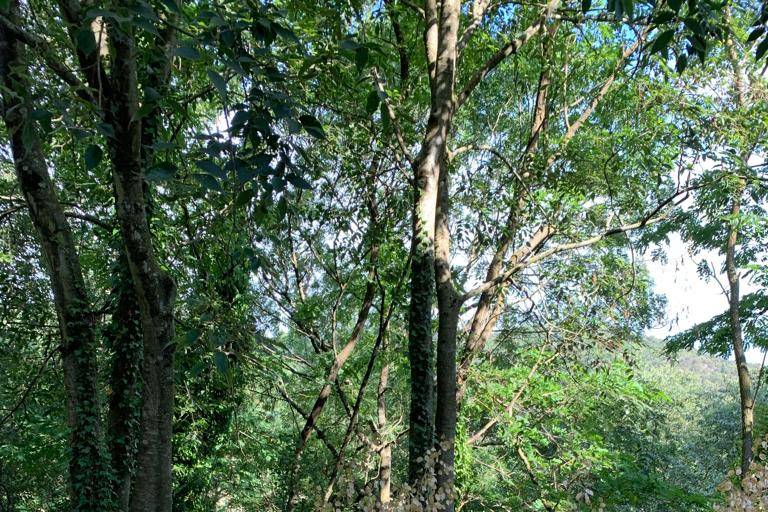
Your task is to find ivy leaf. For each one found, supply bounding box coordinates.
[84,144,103,170]
[299,114,325,139]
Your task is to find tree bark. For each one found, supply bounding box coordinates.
[104,19,176,512]
[0,6,110,507]
[377,357,392,506]
[727,180,752,476]
[434,157,460,511]
[106,260,143,511]
[723,11,753,477]
[408,0,460,486]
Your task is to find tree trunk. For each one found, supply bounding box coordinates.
[0,6,110,507]
[106,259,143,511]
[105,20,176,512]
[408,0,460,486]
[724,11,753,477]
[434,157,459,511]
[726,180,753,476]
[377,358,392,506]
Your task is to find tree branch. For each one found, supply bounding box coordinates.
[456,0,561,109]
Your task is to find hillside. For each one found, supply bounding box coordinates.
[634,339,742,501]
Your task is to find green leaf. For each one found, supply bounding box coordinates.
[184,329,201,346]
[135,18,160,37]
[195,159,224,179]
[683,17,702,36]
[286,118,302,134]
[158,0,180,12]
[31,108,52,132]
[668,0,683,12]
[96,122,116,139]
[675,53,688,73]
[622,0,634,19]
[76,28,97,56]
[748,27,765,43]
[193,173,221,191]
[144,86,161,102]
[135,102,156,120]
[146,162,177,181]
[84,144,103,170]
[172,45,201,60]
[299,114,325,139]
[366,90,380,116]
[287,173,312,190]
[653,10,676,24]
[340,38,360,51]
[235,189,255,206]
[757,37,768,60]
[214,351,229,374]
[207,70,228,99]
[355,46,369,73]
[380,100,390,133]
[581,0,592,12]
[651,30,675,54]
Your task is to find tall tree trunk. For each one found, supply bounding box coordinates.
[724,11,753,477]
[408,0,460,486]
[377,357,392,507]
[0,6,111,507]
[434,157,460,510]
[105,19,176,512]
[726,180,753,475]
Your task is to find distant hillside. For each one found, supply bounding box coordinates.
[633,338,742,501]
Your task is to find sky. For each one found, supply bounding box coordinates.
[644,233,764,363]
